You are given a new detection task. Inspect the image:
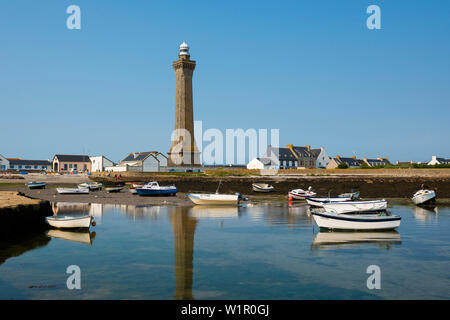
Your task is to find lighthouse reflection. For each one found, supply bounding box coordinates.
[169,207,198,300]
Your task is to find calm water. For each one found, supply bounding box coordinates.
[0,202,449,299]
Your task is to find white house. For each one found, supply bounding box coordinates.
[247,157,273,170]
[428,155,450,165]
[106,151,168,172]
[312,147,331,169]
[90,156,115,172]
[0,155,10,171]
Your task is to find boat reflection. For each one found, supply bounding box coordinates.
[247,203,312,228]
[311,231,402,251]
[52,202,91,216]
[46,229,96,245]
[412,206,438,222]
[118,205,161,222]
[188,205,239,219]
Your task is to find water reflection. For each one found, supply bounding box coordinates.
[188,205,239,219]
[412,205,438,222]
[311,231,402,251]
[52,202,91,216]
[169,207,197,300]
[0,231,51,265]
[246,203,312,229]
[46,229,96,245]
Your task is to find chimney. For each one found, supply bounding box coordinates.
[305,145,311,151]
[352,156,356,160]
[336,155,340,160]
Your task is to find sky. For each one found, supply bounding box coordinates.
[0,0,449,164]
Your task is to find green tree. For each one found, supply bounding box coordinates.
[338,163,349,169]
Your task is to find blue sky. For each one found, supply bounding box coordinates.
[0,0,449,163]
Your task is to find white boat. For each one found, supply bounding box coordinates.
[412,189,436,205]
[129,187,138,194]
[56,188,89,194]
[289,186,316,199]
[321,200,387,214]
[311,211,401,231]
[46,215,93,229]
[26,181,46,189]
[187,193,240,205]
[105,186,124,193]
[252,183,274,192]
[306,197,352,207]
[78,182,102,190]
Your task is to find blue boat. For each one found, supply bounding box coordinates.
[136,181,178,196]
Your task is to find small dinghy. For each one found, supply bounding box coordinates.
[311,211,401,231]
[26,182,46,189]
[289,186,316,199]
[104,186,124,193]
[57,188,89,194]
[136,181,177,196]
[412,187,436,205]
[321,200,387,214]
[187,193,240,205]
[187,181,246,205]
[252,183,274,193]
[46,215,94,229]
[306,197,352,207]
[78,182,102,191]
[129,187,138,194]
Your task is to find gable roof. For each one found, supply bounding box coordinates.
[436,157,450,164]
[335,157,364,167]
[10,159,51,166]
[121,151,167,163]
[54,154,91,162]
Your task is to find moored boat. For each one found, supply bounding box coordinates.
[289,186,316,199]
[78,182,102,190]
[26,181,46,189]
[306,197,352,207]
[412,188,436,205]
[321,200,387,214]
[311,211,401,231]
[252,183,274,193]
[105,186,124,193]
[187,193,240,205]
[46,215,94,229]
[136,181,177,196]
[129,187,138,194]
[57,188,89,194]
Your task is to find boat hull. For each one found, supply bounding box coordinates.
[252,184,274,193]
[289,191,317,199]
[312,212,401,231]
[46,216,92,229]
[306,197,352,207]
[412,191,436,205]
[187,194,239,205]
[321,200,387,214]
[56,188,89,194]
[136,188,177,196]
[27,182,46,189]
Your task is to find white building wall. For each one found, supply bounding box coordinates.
[316,148,331,169]
[428,156,440,165]
[90,156,115,172]
[0,155,9,171]
[143,156,159,172]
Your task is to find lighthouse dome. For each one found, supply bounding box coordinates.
[179,41,190,56]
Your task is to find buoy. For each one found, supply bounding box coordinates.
[92,221,97,226]
[288,197,293,201]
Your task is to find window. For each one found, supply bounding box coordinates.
[74,164,78,169]
[34,166,38,169]
[19,165,22,169]
[64,164,67,170]
[69,164,72,168]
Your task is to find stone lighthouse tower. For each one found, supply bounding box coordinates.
[168,42,201,167]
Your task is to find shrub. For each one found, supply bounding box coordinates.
[337,163,349,169]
